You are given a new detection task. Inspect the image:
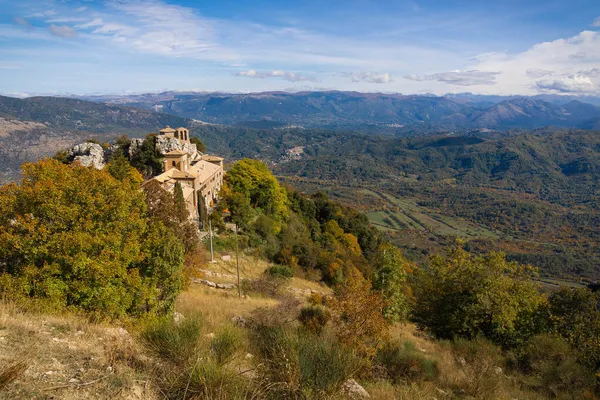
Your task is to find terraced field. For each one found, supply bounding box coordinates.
[364,190,500,239]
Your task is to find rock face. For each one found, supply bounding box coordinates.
[68,143,105,169]
[128,138,144,158]
[155,136,198,158]
[341,379,370,399]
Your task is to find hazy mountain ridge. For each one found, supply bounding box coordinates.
[71,91,600,130]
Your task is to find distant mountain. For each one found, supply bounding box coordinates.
[0,95,189,132]
[74,91,600,131]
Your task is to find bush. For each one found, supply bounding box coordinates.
[514,333,595,398]
[265,265,294,279]
[376,341,439,383]
[245,275,289,298]
[141,315,250,399]
[298,305,330,335]
[210,326,243,365]
[141,315,203,364]
[451,337,505,399]
[297,333,360,397]
[185,358,249,399]
[249,324,359,399]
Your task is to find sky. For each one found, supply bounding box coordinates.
[1,0,600,96]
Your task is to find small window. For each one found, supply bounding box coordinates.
[172,161,176,166]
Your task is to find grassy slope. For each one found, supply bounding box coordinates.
[0,247,329,398]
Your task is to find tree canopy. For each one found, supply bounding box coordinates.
[0,159,185,320]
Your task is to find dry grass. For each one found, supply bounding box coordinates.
[200,250,332,296]
[176,284,279,329]
[0,360,28,390]
[385,323,545,400]
[0,301,156,399]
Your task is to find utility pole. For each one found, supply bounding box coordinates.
[235,223,241,298]
[208,218,215,263]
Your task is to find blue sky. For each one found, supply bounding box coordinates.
[1,0,600,96]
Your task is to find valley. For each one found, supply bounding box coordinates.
[1,93,600,281]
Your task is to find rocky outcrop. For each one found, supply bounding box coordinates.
[341,379,370,399]
[68,143,105,169]
[155,136,198,158]
[128,138,144,158]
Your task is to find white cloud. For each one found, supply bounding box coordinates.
[102,0,225,58]
[535,74,597,93]
[351,72,393,83]
[469,30,600,94]
[48,25,77,38]
[236,70,315,82]
[593,17,600,27]
[405,70,500,86]
[526,68,553,78]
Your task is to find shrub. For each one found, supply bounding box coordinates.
[249,325,300,390]
[249,324,359,399]
[298,305,330,335]
[514,333,595,398]
[210,326,243,365]
[141,315,203,364]
[265,265,294,279]
[297,333,360,397]
[376,341,439,383]
[451,337,505,399]
[245,275,289,298]
[185,358,249,399]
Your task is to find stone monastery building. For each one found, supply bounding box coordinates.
[150,126,224,222]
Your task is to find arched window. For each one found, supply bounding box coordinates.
[172,161,176,167]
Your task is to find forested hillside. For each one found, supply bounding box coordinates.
[2,94,600,279]
[2,156,599,399]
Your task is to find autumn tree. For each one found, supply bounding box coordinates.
[0,159,185,320]
[328,268,389,360]
[371,243,412,322]
[412,246,544,348]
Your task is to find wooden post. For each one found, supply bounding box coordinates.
[209,218,215,263]
[235,223,241,298]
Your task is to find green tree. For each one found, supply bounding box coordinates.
[107,151,135,181]
[130,133,163,178]
[412,246,544,348]
[372,243,412,322]
[225,158,289,220]
[143,180,199,253]
[190,136,206,153]
[547,287,600,372]
[0,159,184,320]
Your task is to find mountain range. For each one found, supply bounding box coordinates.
[74,91,600,131]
